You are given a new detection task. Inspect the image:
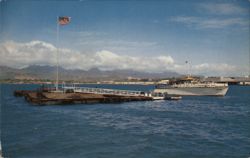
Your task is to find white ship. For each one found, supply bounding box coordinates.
[154,77,229,96]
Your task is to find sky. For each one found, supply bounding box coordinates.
[0,0,249,76]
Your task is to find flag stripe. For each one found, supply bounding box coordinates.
[58,16,70,25]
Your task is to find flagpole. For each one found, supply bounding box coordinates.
[185,61,191,77]
[56,16,59,91]
[189,61,191,77]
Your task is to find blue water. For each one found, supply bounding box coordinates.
[1,84,250,158]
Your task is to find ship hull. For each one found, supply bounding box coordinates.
[154,87,228,96]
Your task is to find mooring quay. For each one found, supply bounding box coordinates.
[14,86,155,105]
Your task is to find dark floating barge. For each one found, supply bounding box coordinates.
[14,88,153,105]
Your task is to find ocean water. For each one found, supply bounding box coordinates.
[1,84,250,158]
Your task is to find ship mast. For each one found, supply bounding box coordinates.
[185,60,191,77]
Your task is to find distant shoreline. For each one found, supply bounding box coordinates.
[1,76,250,86]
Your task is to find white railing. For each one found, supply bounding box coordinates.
[62,85,146,97]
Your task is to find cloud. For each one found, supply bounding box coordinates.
[197,3,248,15]
[193,63,236,74]
[171,2,249,30]
[77,39,157,48]
[0,40,57,68]
[0,40,241,76]
[173,63,239,76]
[75,31,107,38]
[0,40,173,72]
[152,19,160,24]
[0,0,7,3]
[172,16,249,29]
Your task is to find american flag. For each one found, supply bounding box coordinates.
[58,16,71,25]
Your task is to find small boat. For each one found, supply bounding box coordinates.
[165,95,182,100]
[151,92,182,100]
[151,92,166,100]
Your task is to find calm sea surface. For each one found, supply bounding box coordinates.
[1,84,250,158]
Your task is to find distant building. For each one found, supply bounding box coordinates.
[158,80,169,84]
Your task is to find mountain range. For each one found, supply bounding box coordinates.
[0,65,180,81]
